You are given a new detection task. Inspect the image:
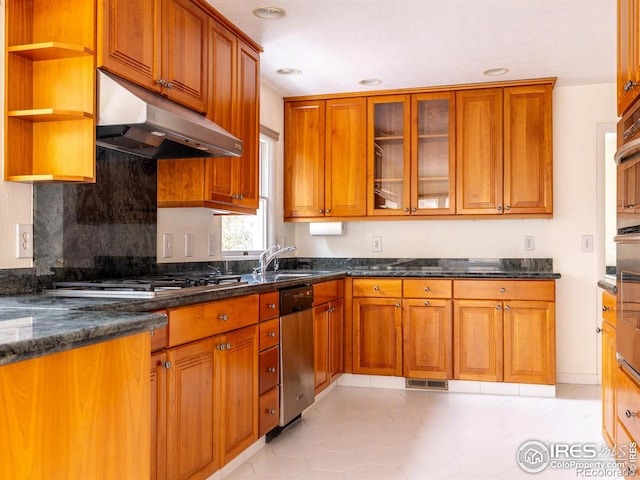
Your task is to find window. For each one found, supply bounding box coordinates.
[221,134,274,257]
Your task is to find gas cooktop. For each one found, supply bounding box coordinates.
[47,273,247,299]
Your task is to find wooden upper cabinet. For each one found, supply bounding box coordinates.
[504,84,553,215]
[284,100,326,218]
[455,88,504,215]
[618,0,640,116]
[367,95,412,216]
[411,92,456,215]
[325,98,367,216]
[98,0,208,113]
[284,98,366,218]
[456,84,553,216]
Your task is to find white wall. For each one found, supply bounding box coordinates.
[0,3,34,270]
[281,83,617,384]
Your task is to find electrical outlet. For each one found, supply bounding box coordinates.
[185,233,194,257]
[581,234,594,253]
[16,224,33,259]
[372,235,382,252]
[162,233,173,258]
[208,234,216,256]
[524,236,535,251]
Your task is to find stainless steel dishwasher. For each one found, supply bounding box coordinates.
[278,284,315,427]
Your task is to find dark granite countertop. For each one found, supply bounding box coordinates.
[0,259,560,366]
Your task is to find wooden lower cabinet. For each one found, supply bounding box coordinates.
[216,325,259,466]
[352,297,403,376]
[166,338,217,480]
[601,291,617,450]
[151,351,168,480]
[616,365,640,477]
[453,299,504,382]
[403,298,452,379]
[313,298,344,393]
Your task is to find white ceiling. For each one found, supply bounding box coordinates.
[206,0,617,98]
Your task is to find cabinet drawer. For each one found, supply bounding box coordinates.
[260,291,280,321]
[403,279,452,299]
[150,325,167,352]
[617,367,640,442]
[259,386,279,437]
[353,278,402,297]
[259,318,280,351]
[453,280,555,301]
[603,291,616,327]
[259,346,280,394]
[314,279,344,305]
[168,295,259,347]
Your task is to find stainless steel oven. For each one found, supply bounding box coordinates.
[615,101,640,380]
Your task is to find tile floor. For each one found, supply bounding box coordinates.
[223,383,621,479]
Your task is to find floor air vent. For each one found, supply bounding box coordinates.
[405,378,448,391]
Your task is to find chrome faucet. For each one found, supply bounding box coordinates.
[254,245,297,277]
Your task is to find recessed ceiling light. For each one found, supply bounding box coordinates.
[359,78,382,86]
[483,67,509,76]
[277,67,302,75]
[253,6,286,19]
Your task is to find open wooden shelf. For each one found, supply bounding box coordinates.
[8,42,93,61]
[8,109,93,122]
[7,174,96,183]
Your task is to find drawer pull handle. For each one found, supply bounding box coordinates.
[267,409,276,415]
[424,287,430,292]
[373,286,380,291]
[267,367,276,373]
[219,314,228,321]
[424,301,430,306]
[268,303,276,309]
[625,409,637,418]
[161,361,172,369]
[267,331,276,337]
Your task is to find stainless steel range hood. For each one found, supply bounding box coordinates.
[96,69,242,159]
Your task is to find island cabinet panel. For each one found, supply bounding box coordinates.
[0,333,151,480]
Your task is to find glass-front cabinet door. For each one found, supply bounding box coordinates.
[367,95,411,216]
[411,92,456,215]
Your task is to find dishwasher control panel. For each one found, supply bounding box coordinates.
[279,285,313,315]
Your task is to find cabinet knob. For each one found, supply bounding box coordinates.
[318,209,324,213]
[150,330,155,337]
[596,327,603,333]
[267,409,276,415]
[219,313,228,321]
[625,466,637,476]
[165,81,173,89]
[500,288,506,293]
[156,78,167,86]
[404,207,409,212]
[161,361,172,369]
[268,303,276,309]
[267,367,276,373]
[424,301,430,306]
[625,409,637,418]
[424,286,430,292]
[504,305,510,311]
[395,303,401,308]
[505,205,511,211]
[412,207,417,212]
[226,342,232,349]
[267,331,276,337]
[217,344,226,350]
[602,306,611,312]
[496,305,502,311]
[326,209,331,213]
[624,80,638,92]
[373,286,380,291]
[497,205,503,211]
